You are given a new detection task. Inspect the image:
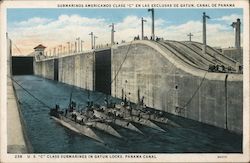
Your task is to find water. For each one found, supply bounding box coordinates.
[13,75,242,153]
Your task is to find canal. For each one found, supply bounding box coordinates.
[12,75,242,153]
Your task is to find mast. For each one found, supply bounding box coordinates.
[68,89,73,108]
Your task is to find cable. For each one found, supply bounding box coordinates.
[110,41,133,85]
[9,75,52,109]
[13,43,23,56]
[183,70,208,108]
[92,41,133,103]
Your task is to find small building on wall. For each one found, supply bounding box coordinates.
[222,47,243,65]
[34,44,46,60]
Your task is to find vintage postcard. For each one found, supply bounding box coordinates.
[0,0,249,162]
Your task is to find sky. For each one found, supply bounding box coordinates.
[7,8,243,55]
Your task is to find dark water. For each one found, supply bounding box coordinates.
[13,75,242,153]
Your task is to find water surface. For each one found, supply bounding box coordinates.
[13,75,242,153]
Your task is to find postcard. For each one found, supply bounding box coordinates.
[0,0,249,162]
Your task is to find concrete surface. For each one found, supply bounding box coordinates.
[12,75,242,153]
[7,38,29,153]
[111,40,243,133]
[7,78,27,153]
[35,51,95,91]
[33,40,243,134]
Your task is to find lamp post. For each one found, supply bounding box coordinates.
[94,36,98,49]
[148,8,155,40]
[53,47,56,56]
[58,46,60,56]
[76,37,80,52]
[109,23,115,45]
[231,18,241,49]
[202,12,210,54]
[141,17,147,40]
[67,42,70,54]
[81,40,84,52]
[74,41,77,53]
[89,32,94,49]
[59,45,62,55]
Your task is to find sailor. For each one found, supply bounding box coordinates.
[69,101,76,112]
[236,62,241,73]
[55,104,60,111]
[239,65,243,72]
[124,95,127,105]
[69,103,73,112]
[128,107,132,116]
[215,64,219,72]
[65,109,68,116]
[87,100,90,107]
[141,96,145,106]
[104,97,108,107]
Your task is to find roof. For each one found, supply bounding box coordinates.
[34,44,46,49]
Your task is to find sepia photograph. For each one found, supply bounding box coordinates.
[1,0,249,162]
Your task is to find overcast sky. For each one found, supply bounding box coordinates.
[7,8,243,55]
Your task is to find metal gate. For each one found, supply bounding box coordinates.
[54,59,59,81]
[12,56,34,75]
[95,49,111,95]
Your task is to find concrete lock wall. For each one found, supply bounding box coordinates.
[35,52,95,91]
[111,41,243,134]
[34,41,243,134]
[58,52,94,90]
[7,37,30,153]
[34,59,54,80]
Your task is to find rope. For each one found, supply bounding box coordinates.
[9,76,52,109]
[13,43,23,56]
[92,42,133,103]
[183,70,208,108]
[110,42,133,85]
